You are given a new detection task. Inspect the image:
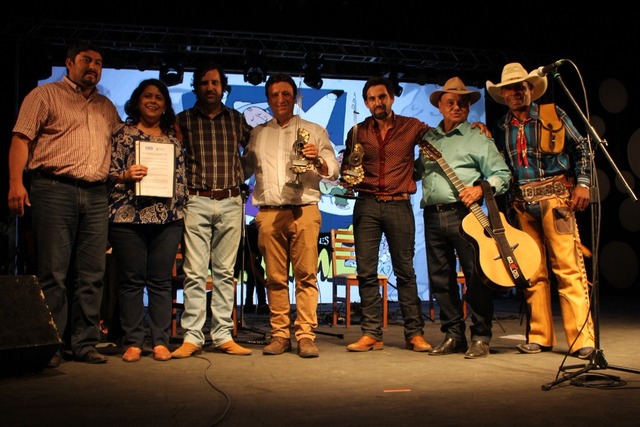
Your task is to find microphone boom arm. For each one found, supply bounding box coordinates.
[541,65,640,391]
[552,72,636,201]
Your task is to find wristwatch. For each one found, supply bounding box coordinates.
[314,156,325,169]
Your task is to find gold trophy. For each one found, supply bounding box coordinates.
[340,142,364,198]
[339,95,365,198]
[288,127,312,188]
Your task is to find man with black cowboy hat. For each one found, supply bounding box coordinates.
[486,63,595,359]
[415,77,511,359]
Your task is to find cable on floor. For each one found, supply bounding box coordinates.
[567,372,627,388]
[189,355,232,426]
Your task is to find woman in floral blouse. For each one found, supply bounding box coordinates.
[108,79,186,362]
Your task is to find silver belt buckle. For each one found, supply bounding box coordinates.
[523,187,534,202]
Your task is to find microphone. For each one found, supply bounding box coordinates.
[535,59,566,76]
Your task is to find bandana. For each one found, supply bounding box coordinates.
[510,117,532,166]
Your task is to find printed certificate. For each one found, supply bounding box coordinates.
[134,140,175,198]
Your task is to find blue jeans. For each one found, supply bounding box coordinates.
[353,198,424,340]
[109,221,184,349]
[423,208,493,343]
[30,174,109,356]
[181,195,243,347]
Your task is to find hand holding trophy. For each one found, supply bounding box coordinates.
[341,142,364,197]
[339,94,365,198]
[288,127,313,188]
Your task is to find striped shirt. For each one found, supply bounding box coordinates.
[176,103,252,190]
[13,76,121,182]
[244,115,339,207]
[343,113,429,195]
[494,102,591,187]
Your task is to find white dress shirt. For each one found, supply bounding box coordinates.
[244,115,339,207]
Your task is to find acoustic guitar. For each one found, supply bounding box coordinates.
[418,141,541,290]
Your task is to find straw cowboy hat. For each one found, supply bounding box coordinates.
[429,77,481,107]
[486,62,548,105]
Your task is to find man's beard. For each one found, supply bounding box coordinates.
[373,109,389,120]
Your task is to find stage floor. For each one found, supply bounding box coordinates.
[2,294,640,427]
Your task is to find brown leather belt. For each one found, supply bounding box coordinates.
[189,187,241,199]
[260,204,313,210]
[516,176,570,202]
[359,192,410,202]
[424,201,467,213]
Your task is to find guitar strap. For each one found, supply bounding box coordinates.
[478,180,530,290]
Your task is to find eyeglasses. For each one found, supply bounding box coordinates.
[501,83,528,92]
[442,99,470,109]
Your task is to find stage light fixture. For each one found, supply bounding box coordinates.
[243,51,267,86]
[387,70,403,97]
[136,56,150,72]
[159,63,184,86]
[244,66,266,86]
[303,54,324,90]
[416,70,430,86]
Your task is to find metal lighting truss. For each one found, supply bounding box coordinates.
[3,18,541,84]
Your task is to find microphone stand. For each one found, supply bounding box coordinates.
[234,184,269,346]
[541,67,639,391]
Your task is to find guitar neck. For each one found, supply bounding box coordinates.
[435,157,491,230]
[419,141,536,290]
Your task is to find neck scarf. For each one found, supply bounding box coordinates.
[510,116,532,166]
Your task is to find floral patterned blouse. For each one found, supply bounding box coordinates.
[108,123,187,224]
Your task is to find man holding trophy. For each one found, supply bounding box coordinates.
[341,77,491,353]
[341,76,432,353]
[243,73,339,358]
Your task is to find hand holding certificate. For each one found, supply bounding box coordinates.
[134,140,176,198]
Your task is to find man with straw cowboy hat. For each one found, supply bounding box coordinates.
[486,63,595,359]
[416,76,511,359]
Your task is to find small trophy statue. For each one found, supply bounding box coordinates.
[340,142,364,197]
[288,127,312,188]
[339,98,365,198]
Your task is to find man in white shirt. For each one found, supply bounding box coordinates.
[243,73,339,358]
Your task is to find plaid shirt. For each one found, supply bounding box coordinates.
[176,103,252,190]
[494,102,591,187]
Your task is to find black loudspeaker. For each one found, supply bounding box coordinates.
[0,275,62,376]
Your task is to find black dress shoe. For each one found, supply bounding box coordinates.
[76,349,108,364]
[464,340,490,359]
[428,337,467,356]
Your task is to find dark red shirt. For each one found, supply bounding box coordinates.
[342,112,429,195]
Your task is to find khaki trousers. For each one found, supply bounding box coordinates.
[255,205,321,341]
[514,194,595,350]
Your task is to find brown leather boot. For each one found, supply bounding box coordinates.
[406,335,432,352]
[262,337,292,355]
[215,340,252,355]
[297,338,319,358]
[346,336,384,352]
[171,342,202,359]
